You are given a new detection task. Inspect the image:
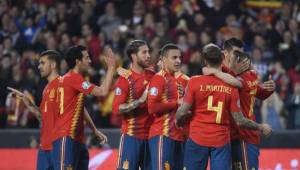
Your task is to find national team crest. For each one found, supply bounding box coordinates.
[82,81,91,90]
[122,160,129,169]
[150,87,158,96]
[115,87,122,95]
[66,165,73,170]
[49,89,55,99]
[164,161,170,170]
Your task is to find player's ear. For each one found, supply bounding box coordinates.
[75,58,81,65]
[221,51,225,60]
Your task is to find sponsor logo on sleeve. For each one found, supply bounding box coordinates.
[149,87,158,96]
[115,87,122,95]
[82,81,92,90]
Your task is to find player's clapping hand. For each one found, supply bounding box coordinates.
[260,123,272,137]
[202,67,218,75]
[94,129,108,145]
[262,75,275,92]
[103,46,117,69]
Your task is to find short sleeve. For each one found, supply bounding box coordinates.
[69,74,96,95]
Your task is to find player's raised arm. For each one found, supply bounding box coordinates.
[7,87,41,120]
[90,47,117,96]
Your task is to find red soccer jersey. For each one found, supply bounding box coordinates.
[175,72,190,138]
[231,70,273,144]
[184,75,241,147]
[147,70,185,141]
[39,76,60,150]
[53,71,95,143]
[112,69,155,140]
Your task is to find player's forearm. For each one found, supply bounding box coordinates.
[232,112,260,130]
[23,100,41,121]
[214,72,242,88]
[175,111,185,126]
[175,103,192,126]
[98,67,115,96]
[119,99,143,114]
[84,108,97,132]
[256,86,274,100]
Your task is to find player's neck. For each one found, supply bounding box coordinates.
[47,71,59,82]
[131,64,144,74]
[163,68,175,75]
[71,66,80,74]
[222,61,229,68]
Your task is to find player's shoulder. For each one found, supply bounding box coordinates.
[119,69,133,79]
[150,71,166,83]
[190,75,205,81]
[62,71,82,80]
[240,69,258,79]
[156,70,167,77]
[176,72,190,80]
[49,76,61,87]
[116,75,130,86]
[181,74,190,80]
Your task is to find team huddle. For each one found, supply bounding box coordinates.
[113,39,274,170]
[8,38,275,170]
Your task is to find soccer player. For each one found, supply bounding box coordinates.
[8,50,62,170]
[8,50,108,170]
[229,51,274,170]
[147,43,188,170]
[176,44,272,170]
[112,40,154,170]
[52,45,116,170]
[205,38,275,170]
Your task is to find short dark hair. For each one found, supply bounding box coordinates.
[202,43,223,67]
[223,38,244,51]
[126,40,147,61]
[65,45,86,69]
[40,50,62,71]
[233,50,250,63]
[160,43,181,58]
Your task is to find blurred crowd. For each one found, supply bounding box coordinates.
[0,0,300,130]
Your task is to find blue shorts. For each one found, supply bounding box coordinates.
[184,138,231,170]
[37,149,53,170]
[52,136,89,170]
[231,140,259,170]
[116,134,151,170]
[149,135,184,170]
